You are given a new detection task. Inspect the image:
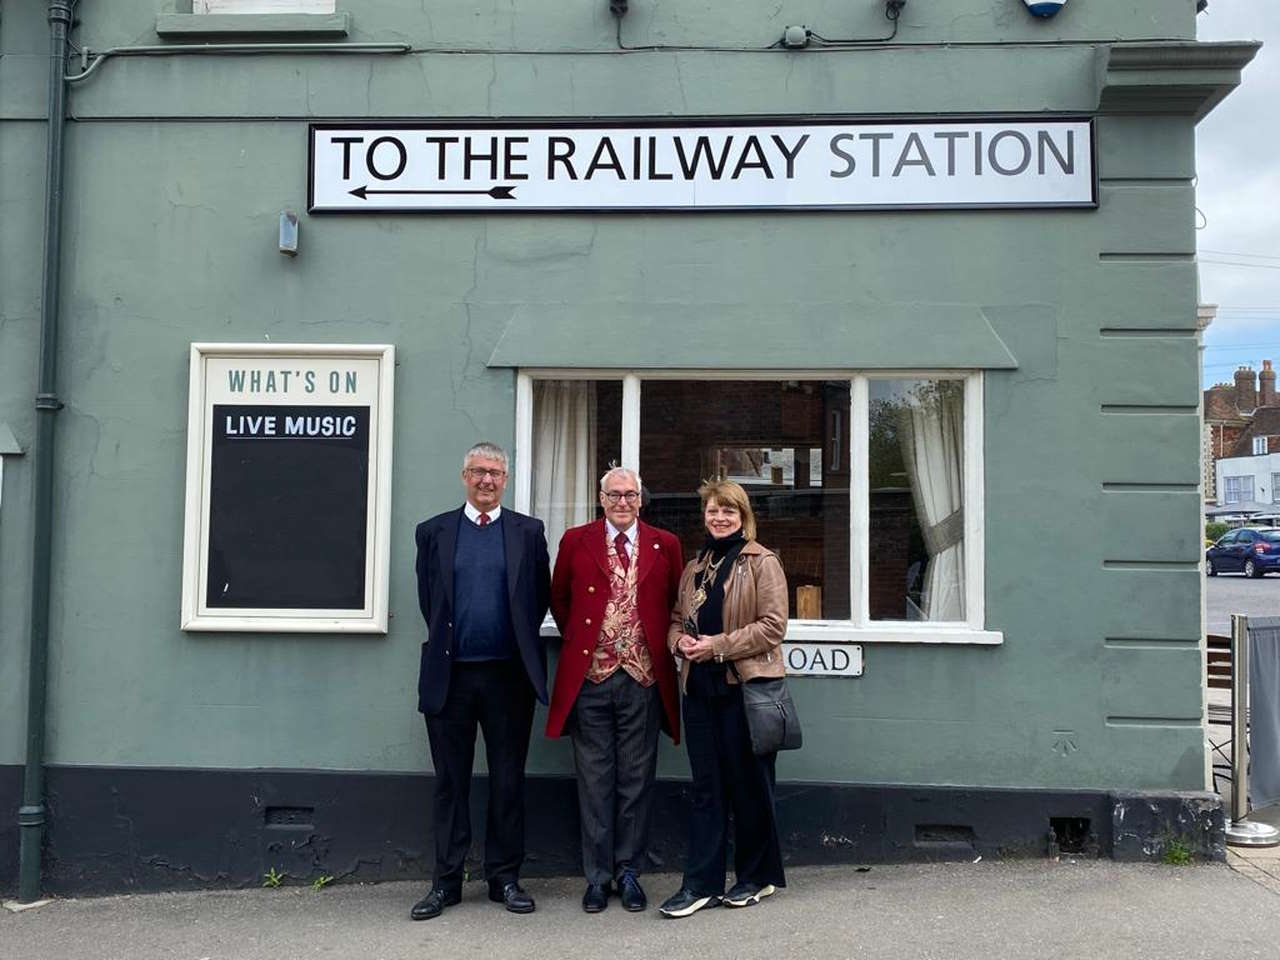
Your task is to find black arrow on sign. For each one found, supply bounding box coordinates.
[348,185,517,200]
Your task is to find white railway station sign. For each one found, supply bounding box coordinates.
[308,117,1095,213]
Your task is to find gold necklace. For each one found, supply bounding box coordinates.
[687,551,728,622]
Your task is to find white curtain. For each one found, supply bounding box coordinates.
[532,381,597,566]
[899,381,965,621]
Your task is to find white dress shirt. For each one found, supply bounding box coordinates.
[605,520,638,561]
[463,502,502,525]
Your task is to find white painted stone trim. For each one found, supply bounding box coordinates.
[180,342,395,634]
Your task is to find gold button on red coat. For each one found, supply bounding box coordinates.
[587,586,595,594]
[582,649,589,656]
[585,618,592,625]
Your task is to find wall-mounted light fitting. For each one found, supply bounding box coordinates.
[1022,0,1067,17]
[279,211,299,257]
[609,0,628,17]
[782,25,810,48]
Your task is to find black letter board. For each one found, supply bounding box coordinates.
[206,404,369,610]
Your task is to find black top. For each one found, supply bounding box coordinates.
[687,531,747,699]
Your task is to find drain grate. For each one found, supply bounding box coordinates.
[1049,816,1091,855]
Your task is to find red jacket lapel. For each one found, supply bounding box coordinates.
[634,520,659,587]
[586,519,610,577]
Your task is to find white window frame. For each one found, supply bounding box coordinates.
[1223,475,1254,505]
[1272,473,1280,504]
[1254,436,1269,456]
[0,422,22,512]
[515,368,1000,646]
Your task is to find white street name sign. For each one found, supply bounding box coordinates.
[783,643,864,677]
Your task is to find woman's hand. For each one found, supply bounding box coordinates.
[678,633,717,663]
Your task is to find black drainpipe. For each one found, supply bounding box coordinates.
[17,0,72,903]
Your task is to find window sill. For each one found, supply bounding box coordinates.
[539,617,1003,646]
[155,13,351,39]
[786,620,1003,645]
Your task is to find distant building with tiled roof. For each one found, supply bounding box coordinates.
[1205,360,1280,501]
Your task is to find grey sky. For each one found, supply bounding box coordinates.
[1195,5,1280,387]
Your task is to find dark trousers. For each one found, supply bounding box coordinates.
[569,670,663,884]
[681,685,786,895]
[424,658,535,892]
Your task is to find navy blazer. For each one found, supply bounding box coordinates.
[414,506,551,716]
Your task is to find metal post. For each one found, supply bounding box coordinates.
[1226,613,1280,846]
[1232,613,1251,822]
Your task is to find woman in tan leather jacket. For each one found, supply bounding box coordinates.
[658,479,788,919]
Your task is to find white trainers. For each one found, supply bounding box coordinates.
[722,882,776,908]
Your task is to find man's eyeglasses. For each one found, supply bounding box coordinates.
[466,468,506,480]
[602,491,641,504]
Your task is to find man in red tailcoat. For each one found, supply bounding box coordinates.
[546,466,684,914]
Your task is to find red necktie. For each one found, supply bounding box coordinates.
[615,532,630,572]
[478,512,491,526]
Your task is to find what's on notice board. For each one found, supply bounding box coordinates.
[180,344,395,633]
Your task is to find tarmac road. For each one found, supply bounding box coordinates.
[5,862,1280,960]
[1206,571,1280,635]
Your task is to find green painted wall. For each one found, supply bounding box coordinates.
[0,1,1215,792]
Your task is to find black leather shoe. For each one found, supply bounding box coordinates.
[410,886,461,921]
[582,881,610,913]
[489,880,536,914]
[617,872,647,912]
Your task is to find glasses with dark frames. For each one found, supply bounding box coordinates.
[602,491,641,504]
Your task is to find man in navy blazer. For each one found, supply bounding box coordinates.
[411,441,550,921]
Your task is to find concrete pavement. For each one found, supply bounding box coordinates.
[5,860,1280,960]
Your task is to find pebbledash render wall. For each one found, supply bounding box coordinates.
[0,1,1256,892]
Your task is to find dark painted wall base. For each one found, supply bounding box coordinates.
[0,765,19,890]
[0,764,1225,897]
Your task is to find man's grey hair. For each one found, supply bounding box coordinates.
[462,441,508,470]
[599,466,642,492]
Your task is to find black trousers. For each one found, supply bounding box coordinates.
[424,658,535,891]
[568,670,663,884]
[681,684,786,895]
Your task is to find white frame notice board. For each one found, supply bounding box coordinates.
[180,343,395,633]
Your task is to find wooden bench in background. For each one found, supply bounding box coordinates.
[1207,632,1236,790]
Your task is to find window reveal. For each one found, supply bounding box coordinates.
[868,379,965,622]
[531,379,622,565]
[640,380,852,620]
[519,372,980,630]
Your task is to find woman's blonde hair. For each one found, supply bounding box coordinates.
[698,479,757,541]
